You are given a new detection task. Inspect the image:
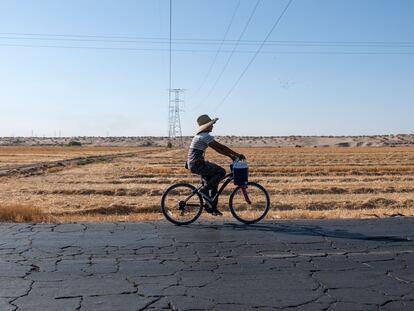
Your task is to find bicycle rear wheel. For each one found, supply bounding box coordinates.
[161,183,203,225]
[229,182,270,224]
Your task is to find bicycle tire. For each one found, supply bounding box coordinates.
[229,182,270,224]
[161,183,203,225]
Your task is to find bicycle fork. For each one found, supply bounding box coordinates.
[241,186,252,205]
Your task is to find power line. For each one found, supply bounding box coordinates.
[2,43,414,55]
[213,0,294,113]
[196,0,261,108]
[189,0,241,103]
[2,36,414,48]
[2,33,414,47]
[0,32,169,40]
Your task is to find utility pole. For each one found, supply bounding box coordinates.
[166,0,184,148]
[168,88,184,147]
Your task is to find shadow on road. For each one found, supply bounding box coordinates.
[182,221,413,242]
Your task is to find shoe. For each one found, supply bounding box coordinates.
[203,204,223,216]
[203,203,214,214]
[210,208,223,216]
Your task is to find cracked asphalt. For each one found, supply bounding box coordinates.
[1,218,414,311]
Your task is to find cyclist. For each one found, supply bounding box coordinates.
[186,114,245,216]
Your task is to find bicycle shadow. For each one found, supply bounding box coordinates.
[209,221,412,243]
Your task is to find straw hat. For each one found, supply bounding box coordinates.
[196,114,218,134]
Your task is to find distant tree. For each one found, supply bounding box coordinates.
[68,141,82,146]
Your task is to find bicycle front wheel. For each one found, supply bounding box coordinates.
[229,182,270,224]
[161,183,203,225]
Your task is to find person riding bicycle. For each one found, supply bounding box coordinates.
[186,114,245,216]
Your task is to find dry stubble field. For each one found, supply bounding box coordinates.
[0,146,413,222]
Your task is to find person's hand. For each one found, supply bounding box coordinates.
[237,153,246,160]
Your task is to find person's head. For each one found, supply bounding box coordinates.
[196,114,218,135]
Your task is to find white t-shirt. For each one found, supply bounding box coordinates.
[187,132,214,161]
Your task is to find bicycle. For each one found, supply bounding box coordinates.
[161,160,270,225]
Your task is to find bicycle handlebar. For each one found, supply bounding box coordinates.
[233,156,246,162]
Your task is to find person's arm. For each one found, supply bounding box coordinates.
[208,140,245,161]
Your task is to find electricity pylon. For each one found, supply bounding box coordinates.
[168,88,184,147]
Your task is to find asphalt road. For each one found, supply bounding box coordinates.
[1,218,413,311]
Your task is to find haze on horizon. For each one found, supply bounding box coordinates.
[0,0,413,137]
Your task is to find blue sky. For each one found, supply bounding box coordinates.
[0,0,413,137]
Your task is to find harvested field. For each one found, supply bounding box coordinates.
[0,146,413,222]
[0,146,153,167]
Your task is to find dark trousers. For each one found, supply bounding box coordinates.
[189,160,226,198]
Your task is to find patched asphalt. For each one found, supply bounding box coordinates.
[1,218,414,310]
